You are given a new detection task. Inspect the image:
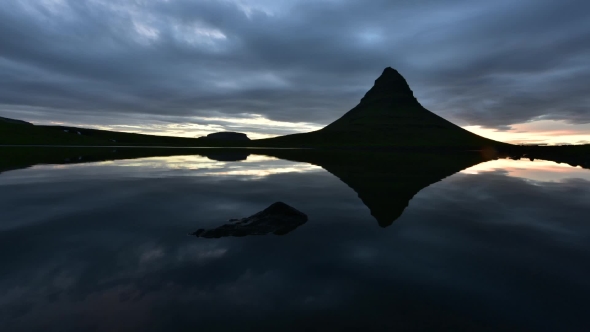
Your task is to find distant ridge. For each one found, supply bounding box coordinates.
[199,132,250,141]
[263,67,502,149]
[0,116,32,126]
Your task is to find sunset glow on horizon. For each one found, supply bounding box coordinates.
[463,119,590,145]
[23,116,589,146]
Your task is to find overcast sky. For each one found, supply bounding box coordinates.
[1,0,589,142]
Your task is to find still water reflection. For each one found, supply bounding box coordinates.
[0,150,589,331]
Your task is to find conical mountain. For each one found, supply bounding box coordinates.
[323,67,448,132]
[263,67,502,149]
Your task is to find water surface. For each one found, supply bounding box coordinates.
[1,150,589,331]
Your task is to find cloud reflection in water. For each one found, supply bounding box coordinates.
[0,153,589,331]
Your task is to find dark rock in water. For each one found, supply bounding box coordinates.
[192,202,307,238]
[201,132,250,141]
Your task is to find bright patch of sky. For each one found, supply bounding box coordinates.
[464,120,590,145]
[32,113,323,140]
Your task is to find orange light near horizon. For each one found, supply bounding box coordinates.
[463,120,590,145]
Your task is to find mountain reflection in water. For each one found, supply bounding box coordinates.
[1,147,590,331]
[0,147,492,228]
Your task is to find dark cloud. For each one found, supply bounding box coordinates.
[0,0,588,134]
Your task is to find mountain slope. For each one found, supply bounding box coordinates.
[262,67,503,148]
[0,116,33,126]
[0,117,221,146]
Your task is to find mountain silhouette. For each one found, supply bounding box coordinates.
[261,67,502,148]
[324,68,484,137]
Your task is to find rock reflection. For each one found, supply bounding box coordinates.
[192,202,308,238]
[204,151,250,162]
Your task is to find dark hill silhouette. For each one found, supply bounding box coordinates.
[0,116,32,126]
[260,67,503,148]
[199,132,250,141]
[0,118,207,146]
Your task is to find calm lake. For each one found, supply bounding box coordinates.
[1,149,589,331]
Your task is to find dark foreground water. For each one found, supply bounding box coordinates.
[1,150,589,331]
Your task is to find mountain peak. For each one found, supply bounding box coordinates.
[360,67,416,103]
[381,66,399,75]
